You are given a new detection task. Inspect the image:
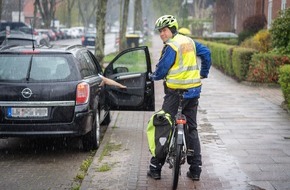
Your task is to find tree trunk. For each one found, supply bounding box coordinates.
[35,0,56,28]
[0,0,2,21]
[78,0,98,29]
[95,0,108,65]
[67,0,75,28]
[33,1,37,28]
[134,0,142,32]
[119,0,130,52]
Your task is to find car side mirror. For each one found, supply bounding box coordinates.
[113,67,129,74]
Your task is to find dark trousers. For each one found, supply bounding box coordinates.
[149,88,202,174]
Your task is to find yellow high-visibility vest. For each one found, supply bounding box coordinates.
[165,34,201,89]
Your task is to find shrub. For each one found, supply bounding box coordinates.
[239,14,267,44]
[247,54,290,83]
[269,8,290,54]
[238,30,255,44]
[240,29,272,53]
[278,65,290,110]
[243,14,267,33]
[232,47,257,81]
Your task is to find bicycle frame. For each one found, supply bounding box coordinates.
[166,90,189,190]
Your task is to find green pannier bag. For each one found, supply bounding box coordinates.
[147,110,173,160]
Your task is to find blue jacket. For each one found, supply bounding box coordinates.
[150,40,211,99]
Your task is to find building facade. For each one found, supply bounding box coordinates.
[213,0,290,34]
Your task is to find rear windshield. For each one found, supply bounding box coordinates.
[0,54,79,82]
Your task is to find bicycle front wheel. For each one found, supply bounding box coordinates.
[172,143,182,190]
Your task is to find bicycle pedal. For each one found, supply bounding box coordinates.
[180,157,186,164]
[166,158,173,168]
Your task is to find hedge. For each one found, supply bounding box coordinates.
[195,39,290,110]
[279,65,290,111]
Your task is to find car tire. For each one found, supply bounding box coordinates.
[101,111,111,125]
[82,110,100,151]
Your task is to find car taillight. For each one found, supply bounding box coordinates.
[76,82,90,105]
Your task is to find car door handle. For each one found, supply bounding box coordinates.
[116,73,141,80]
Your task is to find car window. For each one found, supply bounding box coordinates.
[111,49,147,73]
[77,51,98,77]
[0,55,30,80]
[30,56,71,80]
[87,50,103,74]
[0,54,77,82]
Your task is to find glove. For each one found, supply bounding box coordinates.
[148,72,153,80]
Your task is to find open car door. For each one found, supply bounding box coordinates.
[104,46,155,111]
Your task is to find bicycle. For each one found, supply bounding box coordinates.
[166,89,191,190]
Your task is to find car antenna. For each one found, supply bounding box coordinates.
[30,19,35,51]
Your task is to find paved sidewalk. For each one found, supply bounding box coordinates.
[81,35,290,190]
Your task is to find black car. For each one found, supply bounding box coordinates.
[81,31,96,47]
[0,44,155,151]
[0,22,28,32]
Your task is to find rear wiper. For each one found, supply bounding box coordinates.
[26,55,33,81]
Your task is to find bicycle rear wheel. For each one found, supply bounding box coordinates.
[172,142,182,190]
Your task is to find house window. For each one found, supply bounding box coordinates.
[267,0,273,29]
[281,0,287,10]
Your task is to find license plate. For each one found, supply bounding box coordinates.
[87,38,95,41]
[7,107,48,118]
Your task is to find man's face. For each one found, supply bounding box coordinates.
[158,27,173,42]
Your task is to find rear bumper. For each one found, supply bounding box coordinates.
[0,111,93,138]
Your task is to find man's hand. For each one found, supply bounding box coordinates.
[148,72,153,80]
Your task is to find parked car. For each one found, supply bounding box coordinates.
[0,33,50,47]
[52,28,66,40]
[69,28,80,39]
[0,21,28,32]
[81,31,96,47]
[0,30,25,36]
[71,26,84,38]
[0,22,39,36]
[18,26,38,35]
[0,45,155,151]
[59,28,71,39]
[208,32,238,38]
[36,29,57,41]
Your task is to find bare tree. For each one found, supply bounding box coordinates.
[152,0,181,16]
[193,0,207,18]
[33,0,37,27]
[78,0,97,28]
[134,0,142,32]
[66,0,76,28]
[95,0,108,64]
[35,0,61,28]
[119,0,130,51]
[0,0,2,21]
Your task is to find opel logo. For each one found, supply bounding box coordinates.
[21,88,33,98]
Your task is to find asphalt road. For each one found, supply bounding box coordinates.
[52,33,118,55]
[0,36,116,190]
[0,136,89,189]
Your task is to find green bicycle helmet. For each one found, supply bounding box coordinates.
[154,15,178,31]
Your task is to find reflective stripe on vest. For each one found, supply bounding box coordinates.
[165,34,201,89]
